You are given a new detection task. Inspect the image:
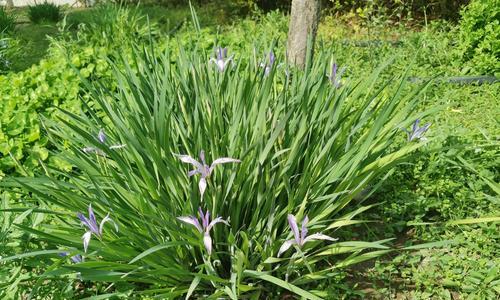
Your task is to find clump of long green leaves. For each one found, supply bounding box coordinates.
[3,40,435,298]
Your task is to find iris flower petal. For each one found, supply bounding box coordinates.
[82,231,92,253]
[109,144,127,149]
[99,213,118,236]
[187,169,198,177]
[178,216,203,233]
[207,216,229,232]
[209,158,241,173]
[278,239,296,257]
[303,233,338,244]
[87,204,99,235]
[199,178,207,198]
[98,129,106,144]
[174,154,203,169]
[203,232,213,254]
[287,214,300,244]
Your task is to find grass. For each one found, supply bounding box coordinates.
[9,24,59,71]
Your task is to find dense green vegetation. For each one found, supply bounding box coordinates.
[0,1,498,298]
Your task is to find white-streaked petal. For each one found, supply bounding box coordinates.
[82,231,92,253]
[207,216,229,232]
[173,154,203,169]
[203,232,212,255]
[209,157,241,173]
[82,147,106,156]
[99,213,118,236]
[303,233,338,245]
[187,169,198,177]
[82,147,96,153]
[211,157,241,166]
[177,216,203,233]
[199,178,207,198]
[109,144,127,150]
[287,214,300,244]
[216,59,225,72]
[277,239,296,257]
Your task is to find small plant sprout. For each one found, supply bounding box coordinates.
[178,207,229,255]
[327,61,346,88]
[210,46,233,72]
[260,50,276,76]
[278,214,338,257]
[402,119,431,142]
[83,129,127,155]
[174,150,241,198]
[77,204,118,252]
[59,252,83,263]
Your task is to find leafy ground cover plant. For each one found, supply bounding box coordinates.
[1,34,438,297]
[458,0,500,75]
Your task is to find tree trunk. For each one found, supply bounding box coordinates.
[287,0,321,69]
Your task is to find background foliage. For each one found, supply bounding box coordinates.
[458,0,500,74]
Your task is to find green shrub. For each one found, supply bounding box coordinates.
[458,0,500,74]
[28,2,62,24]
[0,6,15,33]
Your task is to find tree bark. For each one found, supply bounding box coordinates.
[287,0,321,69]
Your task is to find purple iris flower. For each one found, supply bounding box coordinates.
[174,150,240,198]
[210,47,233,72]
[59,252,83,263]
[261,50,276,76]
[327,62,346,88]
[278,214,338,257]
[77,204,118,252]
[402,119,431,142]
[83,129,126,155]
[178,207,229,255]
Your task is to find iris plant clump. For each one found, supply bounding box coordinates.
[7,41,438,299]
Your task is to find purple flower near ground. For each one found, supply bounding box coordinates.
[402,119,431,142]
[77,204,118,252]
[261,50,276,76]
[210,47,233,72]
[59,252,84,263]
[178,207,229,255]
[278,214,338,257]
[327,62,346,88]
[174,150,241,198]
[83,129,126,155]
